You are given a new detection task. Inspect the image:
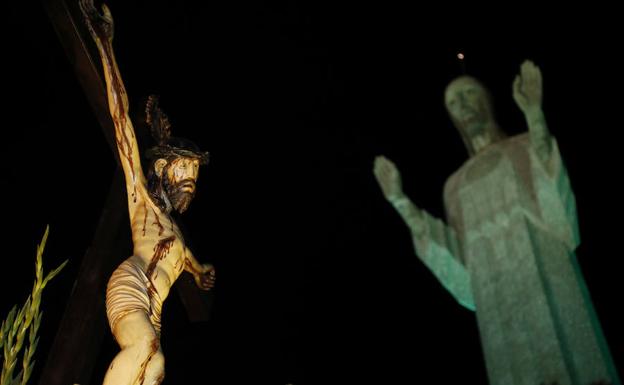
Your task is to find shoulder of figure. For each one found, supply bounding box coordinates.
[509,132,530,145]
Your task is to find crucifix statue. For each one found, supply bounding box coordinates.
[79,1,215,384]
[374,60,621,384]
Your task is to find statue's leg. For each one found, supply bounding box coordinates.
[143,347,165,385]
[102,311,163,385]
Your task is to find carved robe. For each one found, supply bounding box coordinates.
[411,133,618,384]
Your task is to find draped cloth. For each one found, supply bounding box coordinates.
[106,258,163,335]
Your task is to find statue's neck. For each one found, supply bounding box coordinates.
[467,120,503,155]
[471,133,493,153]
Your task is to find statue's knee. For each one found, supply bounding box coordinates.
[146,350,165,384]
[128,336,160,363]
[151,350,165,370]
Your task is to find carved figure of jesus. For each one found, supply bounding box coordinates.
[80,1,216,384]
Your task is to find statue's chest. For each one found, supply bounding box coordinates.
[455,149,524,228]
[135,203,180,237]
[463,149,505,184]
[133,204,186,260]
[459,149,516,199]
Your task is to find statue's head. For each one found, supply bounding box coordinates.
[444,75,505,156]
[144,96,209,214]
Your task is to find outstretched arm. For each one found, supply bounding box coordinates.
[80,0,145,203]
[184,248,216,291]
[373,156,426,236]
[513,61,580,249]
[513,60,552,166]
[373,156,474,310]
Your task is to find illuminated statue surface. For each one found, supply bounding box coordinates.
[80,1,216,384]
[374,61,620,384]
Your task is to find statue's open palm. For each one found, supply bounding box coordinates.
[373,155,404,202]
[513,60,543,114]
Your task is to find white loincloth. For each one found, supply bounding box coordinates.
[106,258,163,335]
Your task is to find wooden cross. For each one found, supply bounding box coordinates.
[39,1,211,384]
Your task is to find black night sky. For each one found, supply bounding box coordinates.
[4,2,623,384]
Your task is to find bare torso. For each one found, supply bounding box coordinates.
[128,185,192,302]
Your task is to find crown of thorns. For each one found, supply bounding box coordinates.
[144,95,209,164]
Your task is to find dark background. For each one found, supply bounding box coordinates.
[4,1,623,384]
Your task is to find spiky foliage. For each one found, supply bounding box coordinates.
[0,226,67,385]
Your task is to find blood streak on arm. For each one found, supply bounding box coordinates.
[183,258,200,276]
[99,37,143,204]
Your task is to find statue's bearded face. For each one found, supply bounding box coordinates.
[444,76,493,139]
[162,157,200,213]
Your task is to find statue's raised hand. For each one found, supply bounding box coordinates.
[513,60,543,116]
[373,155,405,203]
[79,0,114,43]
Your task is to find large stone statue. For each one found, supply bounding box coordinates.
[373,60,621,384]
[80,1,216,384]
